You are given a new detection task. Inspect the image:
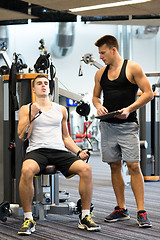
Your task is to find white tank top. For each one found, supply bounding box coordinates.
[26,102,67,153]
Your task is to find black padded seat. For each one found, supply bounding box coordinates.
[40,165,57,175]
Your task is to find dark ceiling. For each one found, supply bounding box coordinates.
[0,0,76,25]
[0,0,160,26]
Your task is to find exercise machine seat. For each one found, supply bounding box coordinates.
[40,165,57,175]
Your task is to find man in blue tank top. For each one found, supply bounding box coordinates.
[92,35,153,228]
[17,74,101,235]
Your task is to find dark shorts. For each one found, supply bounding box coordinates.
[24,148,79,177]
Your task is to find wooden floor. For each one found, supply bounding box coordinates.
[0,154,160,239]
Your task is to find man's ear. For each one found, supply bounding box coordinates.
[32,87,35,93]
[112,47,117,54]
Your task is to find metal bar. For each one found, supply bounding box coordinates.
[59,87,82,101]
[0,51,12,68]
[0,76,4,202]
[145,72,160,77]
[92,62,103,69]
[54,173,59,205]
[54,77,59,104]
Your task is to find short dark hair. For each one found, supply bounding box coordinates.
[95,35,119,51]
[33,74,49,87]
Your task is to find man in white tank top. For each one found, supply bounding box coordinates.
[17,74,100,235]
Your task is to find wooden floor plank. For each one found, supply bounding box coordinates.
[0,154,159,239]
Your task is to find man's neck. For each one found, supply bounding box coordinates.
[109,55,124,69]
[35,96,51,107]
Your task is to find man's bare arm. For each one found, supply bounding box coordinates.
[61,106,89,160]
[92,67,108,115]
[18,103,41,140]
[18,105,31,140]
[117,62,154,119]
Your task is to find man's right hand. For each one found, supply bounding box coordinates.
[31,103,41,118]
[97,106,108,116]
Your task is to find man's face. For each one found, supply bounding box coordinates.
[33,77,50,97]
[98,44,114,65]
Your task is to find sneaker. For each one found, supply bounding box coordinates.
[137,210,152,228]
[18,218,36,235]
[78,214,101,231]
[104,206,130,222]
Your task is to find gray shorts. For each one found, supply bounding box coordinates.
[99,121,140,164]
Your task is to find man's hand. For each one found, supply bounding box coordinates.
[78,149,90,160]
[31,103,41,118]
[97,106,108,116]
[115,108,130,119]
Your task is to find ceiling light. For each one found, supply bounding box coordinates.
[69,0,151,12]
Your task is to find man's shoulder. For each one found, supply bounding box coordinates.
[52,102,64,109]
[97,66,106,73]
[19,104,29,112]
[127,60,140,69]
[96,66,107,79]
[59,104,66,111]
[18,104,30,118]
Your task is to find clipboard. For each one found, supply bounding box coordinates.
[95,110,122,120]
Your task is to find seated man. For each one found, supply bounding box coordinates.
[17,74,100,235]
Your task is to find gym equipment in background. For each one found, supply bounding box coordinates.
[51,22,75,58]
[138,74,160,181]
[34,39,56,96]
[0,201,11,222]
[78,53,103,76]
[76,101,90,121]
[0,38,11,75]
[76,101,93,150]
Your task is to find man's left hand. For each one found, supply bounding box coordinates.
[79,149,90,160]
[115,108,130,119]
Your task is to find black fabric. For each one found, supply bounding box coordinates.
[95,110,121,120]
[9,63,19,111]
[34,54,50,72]
[100,59,138,123]
[49,62,56,96]
[29,102,42,124]
[76,102,90,117]
[24,148,79,177]
[29,103,33,123]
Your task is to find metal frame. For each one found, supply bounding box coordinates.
[0,76,4,202]
[145,72,160,77]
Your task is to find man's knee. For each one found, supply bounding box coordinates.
[21,160,40,180]
[127,162,141,174]
[110,161,122,172]
[79,163,92,178]
[21,165,35,181]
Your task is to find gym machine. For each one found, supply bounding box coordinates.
[75,101,93,150]
[1,73,84,220]
[79,53,103,76]
[139,73,160,181]
[0,39,87,220]
[0,39,11,74]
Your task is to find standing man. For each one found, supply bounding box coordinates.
[17,74,100,235]
[92,35,153,227]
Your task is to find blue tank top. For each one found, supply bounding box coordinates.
[26,102,67,153]
[100,59,138,123]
